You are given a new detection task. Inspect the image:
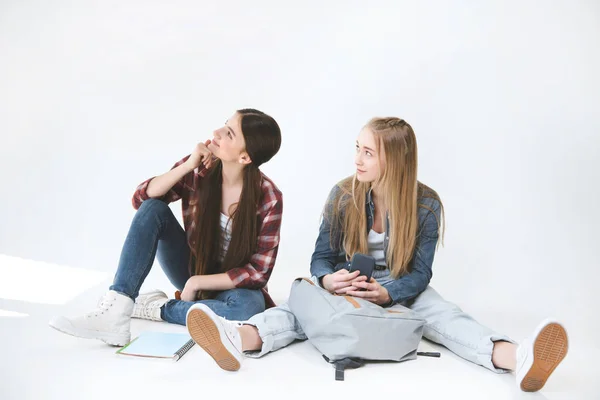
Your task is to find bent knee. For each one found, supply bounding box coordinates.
[136,198,172,220]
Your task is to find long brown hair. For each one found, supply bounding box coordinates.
[328,117,444,279]
[190,109,281,295]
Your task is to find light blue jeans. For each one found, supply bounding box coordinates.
[245,277,516,373]
[109,199,265,325]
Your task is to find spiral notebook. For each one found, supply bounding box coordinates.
[116,331,195,361]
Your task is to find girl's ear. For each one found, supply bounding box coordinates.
[238,152,252,165]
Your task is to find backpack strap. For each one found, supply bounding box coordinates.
[417,351,441,357]
[322,355,364,381]
[322,352,440,381]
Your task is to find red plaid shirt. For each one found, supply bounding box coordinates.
[132,155,283,309]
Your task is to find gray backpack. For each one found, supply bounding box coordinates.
[288,277,440,380]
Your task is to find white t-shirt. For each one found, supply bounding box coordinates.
[219,213,233,261]
[368,229,394,282]
[368,229,387,267]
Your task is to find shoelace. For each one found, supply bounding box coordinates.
[87,295,115,318]
[133,295,163,319]
[139,301,161,320]
[223,320,243,350]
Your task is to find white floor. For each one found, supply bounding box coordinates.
[0,256,597,400]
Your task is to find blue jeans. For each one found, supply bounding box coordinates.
[110,199,265,325]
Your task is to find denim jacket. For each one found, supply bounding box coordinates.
[310,184,442,305]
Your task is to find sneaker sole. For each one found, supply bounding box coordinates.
[186,308,241,371]
[520,322,568,392]
[48,317,130,347]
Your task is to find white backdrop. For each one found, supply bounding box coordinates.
[1,0,599,345]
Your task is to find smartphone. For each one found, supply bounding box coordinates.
[347,253,375,282]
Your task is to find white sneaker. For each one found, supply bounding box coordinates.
[48,290,134,346]
[186,304,243,371]
[515,318,569,392]
[133,290,169,322]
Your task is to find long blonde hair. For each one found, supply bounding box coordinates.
[328,117,444,278]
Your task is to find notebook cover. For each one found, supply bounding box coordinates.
[116,331,193,359]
